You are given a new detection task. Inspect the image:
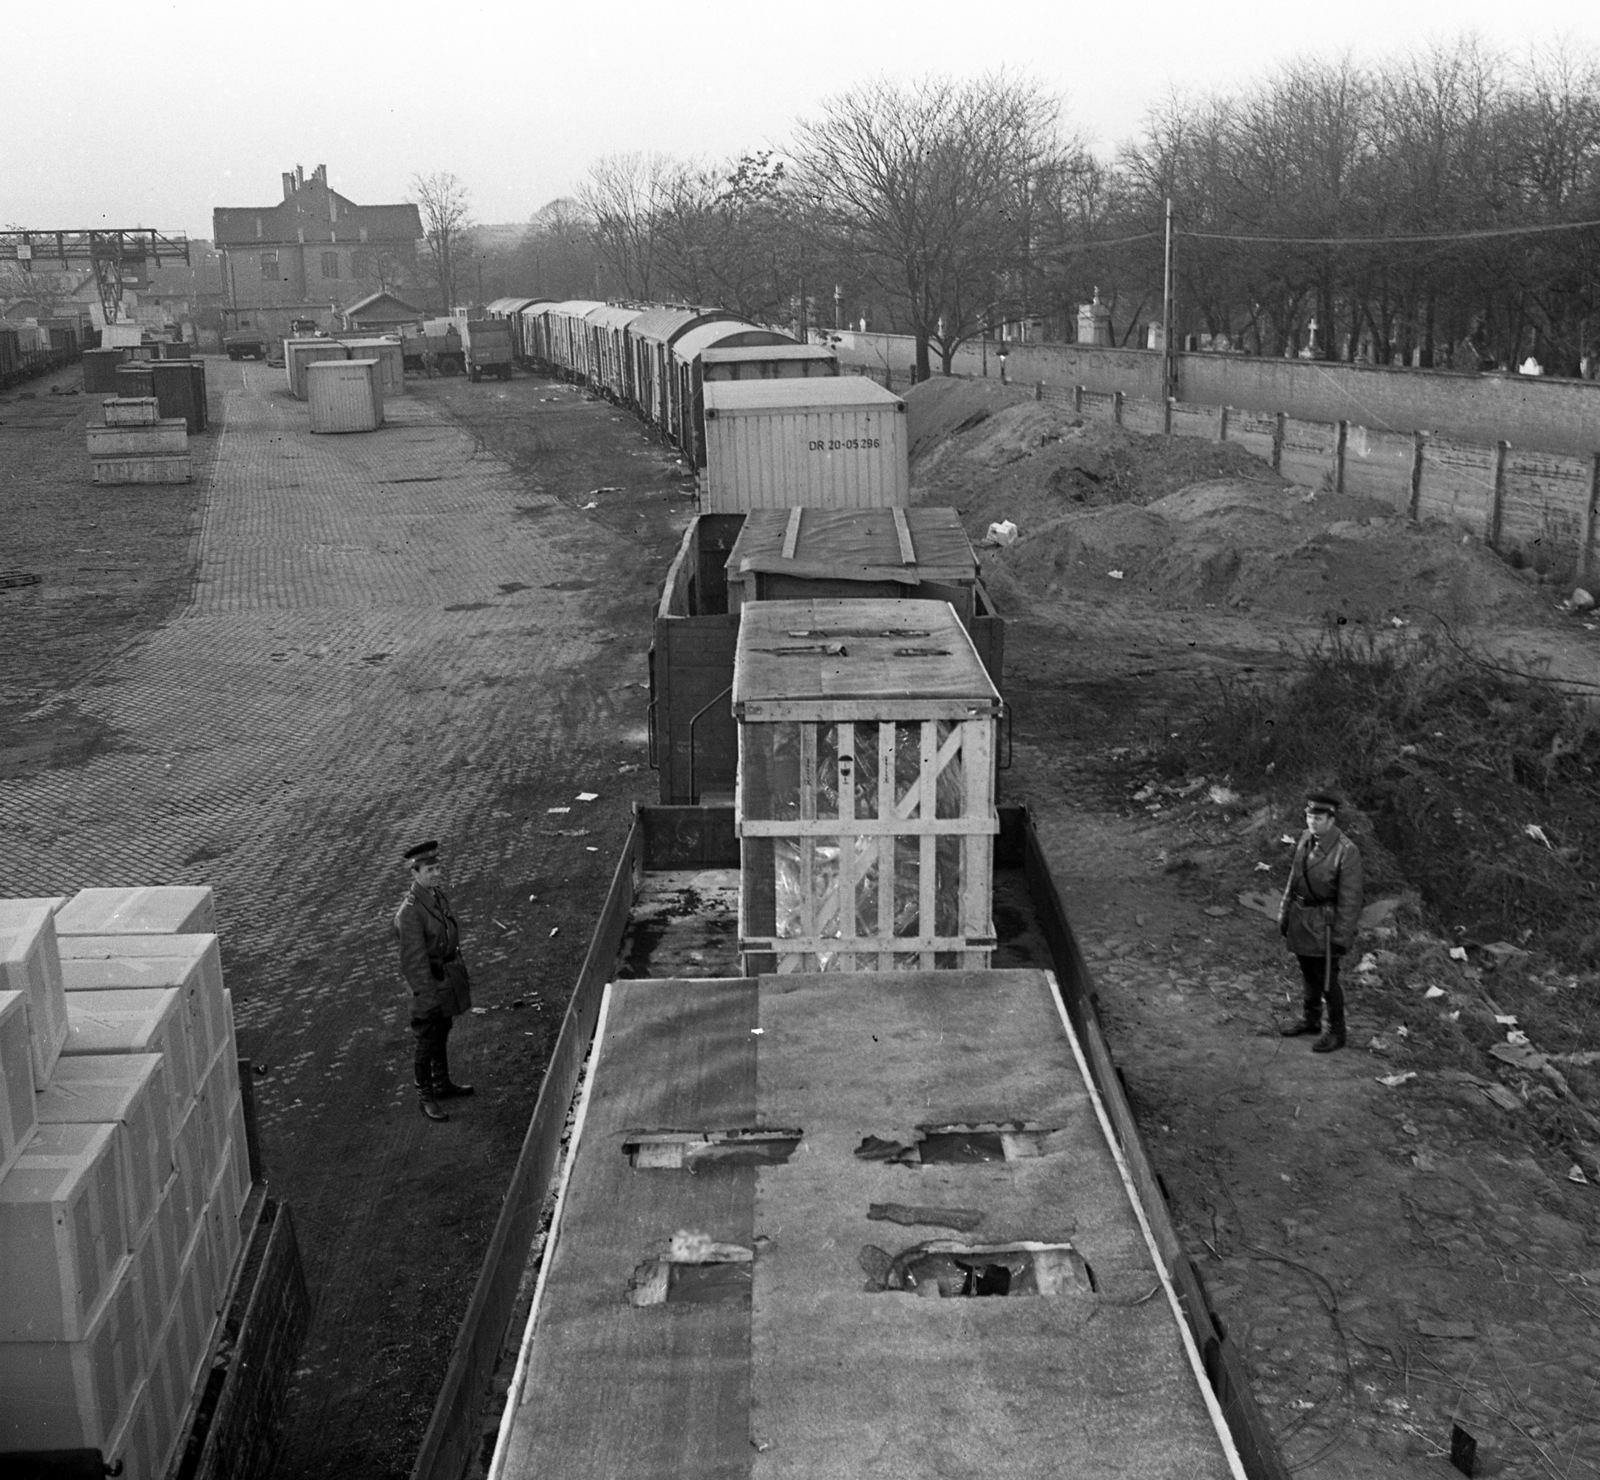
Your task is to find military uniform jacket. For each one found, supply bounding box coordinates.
[1278,826,1364,957]
[395,882,473,1017]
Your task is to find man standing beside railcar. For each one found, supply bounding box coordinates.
[395,840,475,1121]
[1277,792,1364,1053]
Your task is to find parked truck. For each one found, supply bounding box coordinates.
[400,321,465,376]
[461,318,513,381]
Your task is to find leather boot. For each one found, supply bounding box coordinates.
[435,1080,474,1099]
[1279,1015,1321,1037]
[418,1091,449,1122]
[1312,1028,1346,1053]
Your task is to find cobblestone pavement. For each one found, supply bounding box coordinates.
[2,360,681,1477]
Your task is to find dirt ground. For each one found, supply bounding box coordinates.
[3,361,1596,1478]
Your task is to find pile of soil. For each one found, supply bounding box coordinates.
[907,381,1552,628]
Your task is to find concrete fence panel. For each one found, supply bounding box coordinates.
[1171,401,1224,442]
[1498,452,1596,574]
[1279,418,1338,489]
[1417,438,1495,532]
[1078,388,1119,424]
[1227,411,1280,467]
[1342,425,1417,511]
[1121,396,1167,435]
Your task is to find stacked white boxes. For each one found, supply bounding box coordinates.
[0,886,252,1478]
[88,397,192,485]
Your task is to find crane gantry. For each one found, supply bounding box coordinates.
[0,228,190,324]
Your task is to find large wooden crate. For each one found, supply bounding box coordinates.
[62,987,196,1140]
[37,1053,171,1248]
[0,898,71,1088]
[0,1121,131,1341]
[0,989,37,1180]
[733,599,1000,973]
[55,886,216,937]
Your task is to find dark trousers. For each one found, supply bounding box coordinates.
[1294,953,1345,1031]
[411,1011,452,1091]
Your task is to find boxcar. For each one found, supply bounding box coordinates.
[669,322,795,466]
[624,308,744,436]
[584,305,647,404]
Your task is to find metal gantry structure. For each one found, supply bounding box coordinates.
[0,228,190,324]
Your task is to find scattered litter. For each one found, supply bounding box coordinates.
[1390,616,1405,627]
[1481,941,1530,959]
[1108,569,1125,580]
[1356,953,1380,975]
[1254,862,1271,871]
[586,486,620,496]
[983,520,1018,546]
[1505,1029,1530,1046]
[470,1007,488,1015]
[585,846,598,852]
[1523,823,1553,848]
[1204,905,1231,917]
[1280,834,1297,845]
[575,792,599,802]
[1493,1014,1518,1025]
[750,1027,764,1035]
[549,927,559,937]
[1132,783,1157,802]
[1571,1165,1591,1185]
[1424,985,1445,999]
[1207,784,1240,805]
[550,828,590,838]
[1395,1025,1409,1038]
[1378,1072,1417,1088]
[547,806,570,814]
[528,894,538,901]
[1449,946,1469,962]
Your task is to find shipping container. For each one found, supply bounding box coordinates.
[732,598,1000,975]
[307,357,384,433]
[102,324,145,349]
[114,363,156,399]
[284,338,350,400]
[669,322,794,465]
[624,307,742,434]
[338,336,405,395]
[700,377,910,512]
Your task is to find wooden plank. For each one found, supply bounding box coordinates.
[779,506,802,561]
[891,505,916,567]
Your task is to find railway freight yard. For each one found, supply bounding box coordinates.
[3,346,1599,1480]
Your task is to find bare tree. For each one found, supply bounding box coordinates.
[579,153,688,300]
[793,72,1069,377]
[411,171,472,312]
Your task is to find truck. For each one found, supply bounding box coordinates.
[461,317,513,381]
[223,328,267,361]
[400,321,465,376]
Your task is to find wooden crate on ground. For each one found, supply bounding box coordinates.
[55,886,216,937]
[733,599,1000,973]
[0,989,37,1179]
[87,419,189,457]
[37,1053,171,1247]
[91,454,192,485]
[0,1121,131,1340]
[0,1260,143,1451]
[102,396,160,426]
[0,898,71,1088]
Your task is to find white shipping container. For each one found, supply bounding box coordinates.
[86,420,189,456]
[38,1054,171,1244]
[56,886,217,936]
[284,338,349,399]
[340,336,405,395]
[62,988,196,1139]
[307,357,384,433]
[700,378,909,513]
[0,990,37,1180]
[0,899,70,1088]
[0,1120,131,1340]
[0,1260,143,1451]
[102,397,160,427]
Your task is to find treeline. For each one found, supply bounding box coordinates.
[473,38,1600,379]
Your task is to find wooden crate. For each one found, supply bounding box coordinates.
[55,886,217,937]
[0,1258,143,1450]
[171,1098,210,1252]
[0,898,70,1088]
[86,419,189,456]
[0,989,37,1180]
[105,1377,164,1480]
[733,599,1000,973]
[102,396,160,427]
[0,1121,131,1341]
[38,1053,171,1248]
[90,453,192,484]
[62,987,196,1141]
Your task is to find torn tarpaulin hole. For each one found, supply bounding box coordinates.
[623,1128,802,1171]
[858,1239,1095,1298]
[853,1122,1059,1166]
[627,1230,754,1306]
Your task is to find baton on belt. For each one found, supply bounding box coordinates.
[1323,921,1333,1003]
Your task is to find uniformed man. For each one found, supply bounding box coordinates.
[395,840,474,1121]
[1277,791,1364,1052]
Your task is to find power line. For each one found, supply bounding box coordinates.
[1178,217,1600,246]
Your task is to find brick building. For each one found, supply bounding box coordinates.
[213,164,423,343]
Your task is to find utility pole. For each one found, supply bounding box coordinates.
[1161,197,1176,402]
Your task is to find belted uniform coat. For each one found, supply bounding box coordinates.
[395,882,473,1017]
[1278,826,1364,958]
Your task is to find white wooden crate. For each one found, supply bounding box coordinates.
[0,989,37,1181]
[0,899,70,1088]
[62,988,195,1139]
[0,1121,132,1340]
[59,933,225,1081]
[0,1256,143,1450]
[55,887,216,937]
[204,1157,244,1303]
[174,1212,220,1396]
[105,1378,163,1480]
[170,1099,209,1251]
[38,1053,171,1248]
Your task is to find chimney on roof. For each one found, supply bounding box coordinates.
[282,172,295,200]
[296,165,305,188]
[312,164,327,187]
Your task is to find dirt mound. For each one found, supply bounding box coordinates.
[903,381,1552,627]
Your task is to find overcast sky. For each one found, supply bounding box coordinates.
[5,0,1599,241]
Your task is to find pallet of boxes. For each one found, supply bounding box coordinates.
[0,889,308,1480]
[87,397,191,485]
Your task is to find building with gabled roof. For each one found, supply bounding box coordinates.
[213,164,423,343]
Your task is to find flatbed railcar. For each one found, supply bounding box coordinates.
[408,599,1289,1480]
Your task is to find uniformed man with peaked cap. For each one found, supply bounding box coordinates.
[1277,790,1364,1052]
[394,839,475,1121]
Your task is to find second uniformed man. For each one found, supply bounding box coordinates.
[395,840,475,1121]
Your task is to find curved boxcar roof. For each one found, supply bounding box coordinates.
[486,297,548,316]
[543,299,606,319]
[626,307,743,347]
[670,322,792,366]
[585,305,648,331]
[701,343,837,367]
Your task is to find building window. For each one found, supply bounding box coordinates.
[260,251,279,280]
[321,251,340,279]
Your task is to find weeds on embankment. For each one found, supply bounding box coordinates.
[1153,622,1600,970]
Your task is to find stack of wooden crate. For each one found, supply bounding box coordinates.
[88,397,192,485]
[0,887,251,1480]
